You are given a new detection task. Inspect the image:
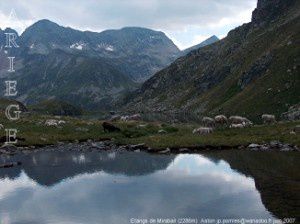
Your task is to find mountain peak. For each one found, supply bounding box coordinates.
[181,35,219,55]
[24,19,62,34]
[252,0,297,25]
[34,19,59,26]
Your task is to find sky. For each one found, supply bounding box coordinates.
[0,0,257,50]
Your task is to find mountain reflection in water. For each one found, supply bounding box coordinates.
[0,150,298,224]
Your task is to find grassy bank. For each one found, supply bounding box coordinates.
[0,113,299,148]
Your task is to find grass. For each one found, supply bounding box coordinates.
[0,112,299,149]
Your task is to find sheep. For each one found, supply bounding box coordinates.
[129,114,142,121]
[202,116,215,127]
[229,116,252,126]
[110,115,121,122]
[214,115,228,125]
[120,116,129,121]
[102,122,121,132]
[45,119,58,126]
[262,114,276,124]
[120,114,142,121]
[229,116,245,124]
[58,120,66,125]
[242,119,253,127]
[193,127,213,135]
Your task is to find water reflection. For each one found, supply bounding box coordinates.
[0,150,175,186]
[202,151,300,220]
[0,150,294,224]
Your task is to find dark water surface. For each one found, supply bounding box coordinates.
[0,149,299,224]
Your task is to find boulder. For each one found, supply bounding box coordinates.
[281,104,300,121]
[158,129,167,134]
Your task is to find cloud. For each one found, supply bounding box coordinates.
[0,0,257,49]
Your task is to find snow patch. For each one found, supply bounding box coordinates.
[70,42,85,50]
[97,43,114,52]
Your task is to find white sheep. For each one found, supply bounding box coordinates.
[120,116,129,121]
[214,115,228,125]
[202,116,215,127]
[129,114,142,121]
[229,116,252,126]
[193,127,213,135]
[58,120,66,125]
[45,119,58,126]
[262,114,276,124]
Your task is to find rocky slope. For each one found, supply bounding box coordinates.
[123,0,300,121]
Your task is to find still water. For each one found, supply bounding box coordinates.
[0,150,299,224]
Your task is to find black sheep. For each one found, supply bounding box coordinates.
[102,122,121,132]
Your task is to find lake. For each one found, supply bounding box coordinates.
[0,149,299,224]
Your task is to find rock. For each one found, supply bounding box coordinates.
[260,145,270,151]
[238,53,272,89]
[280,144,294,151]
[137,124,147,128]
[75,127,89,132]
[238,145,246,150]
[158,129,167,134]
[179,148,189,153]
[248,143,261,148]
[270,140,281,148]
[0,161,22,169]
[129,143,146,150]
[158,148,171,154]
[281,104,300,121]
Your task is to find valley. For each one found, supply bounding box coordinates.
[0,0,299,222]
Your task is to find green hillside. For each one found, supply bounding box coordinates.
[123,0,300,122]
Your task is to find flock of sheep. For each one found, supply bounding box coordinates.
[193,114,276,135]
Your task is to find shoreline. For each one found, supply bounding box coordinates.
[1,139,299,169]
[0,139,299,157]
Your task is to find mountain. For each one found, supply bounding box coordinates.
[123,0,300,121]
[29,99,82,116]
[19,20,180,81]
[0,21,180,110]
[181,35,219,56]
